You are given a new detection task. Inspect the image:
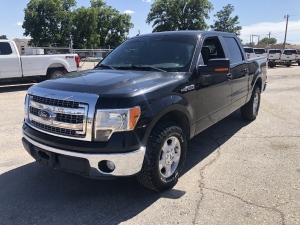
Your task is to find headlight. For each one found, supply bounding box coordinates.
[94,106,141,141]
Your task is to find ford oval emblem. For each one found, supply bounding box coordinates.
[38,109,56,120]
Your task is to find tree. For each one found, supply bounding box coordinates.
[91,0,134,48]
[72,7,100,49]
[146,0,213,32]
[23,0,76,46]
[0,35,8,39]
[210,4,242,36]
[258,37,277,45]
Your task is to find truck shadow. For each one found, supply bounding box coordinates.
[0,110,251,224]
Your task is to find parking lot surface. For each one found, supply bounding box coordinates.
[0,65,299,225]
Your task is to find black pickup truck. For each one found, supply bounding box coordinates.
[22,31,267,191]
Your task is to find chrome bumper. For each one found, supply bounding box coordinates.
[23,134,145,177]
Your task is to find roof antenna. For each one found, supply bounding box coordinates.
[136,29,140,36]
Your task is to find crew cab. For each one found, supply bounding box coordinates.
[22,31,267,191]
[0,40,80,81]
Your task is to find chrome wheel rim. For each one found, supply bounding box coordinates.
[253,92,259,115]
[159,136,181,178]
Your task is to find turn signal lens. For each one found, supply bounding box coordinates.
[129,107,141,129]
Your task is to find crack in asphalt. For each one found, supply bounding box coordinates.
[192,132,223,224]
[204,187,287,225]
[191,130,289,225]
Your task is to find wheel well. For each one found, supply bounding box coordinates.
[47,67,66,76]
[156,110,190,140]
[255,77,262,91]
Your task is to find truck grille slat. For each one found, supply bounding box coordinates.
[32,95,81,108]
[31,120,76,136]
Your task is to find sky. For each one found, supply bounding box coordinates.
[1,0,300,45]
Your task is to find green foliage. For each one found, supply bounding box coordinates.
[91,0,134,48]
[72,7,100,49]
[146,0,213,32]
[23,0,76,46]
[210,4,242,36]
[0,35,8,39]
[23,0,133,48]
[258,37,277,45]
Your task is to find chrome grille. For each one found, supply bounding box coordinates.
[25,87,99,141]
[28,94,88,139]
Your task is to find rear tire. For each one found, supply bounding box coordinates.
[137,121,187,191]
[241,85,261,120]
[286,64,291,67]
[48,69,65,79]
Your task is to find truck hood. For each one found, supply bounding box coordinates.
[36,69,186,97]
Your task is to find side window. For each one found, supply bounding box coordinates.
[201,36,225,65]
[0,42,13,55]
[223,37,244,64]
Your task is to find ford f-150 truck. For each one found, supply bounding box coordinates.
[22,31,267,191]
[0,40,80,81]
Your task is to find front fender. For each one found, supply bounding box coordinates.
[138,94,195,145]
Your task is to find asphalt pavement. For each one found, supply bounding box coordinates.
[0,64,299,225]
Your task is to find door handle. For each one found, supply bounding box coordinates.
[243,68,249,74]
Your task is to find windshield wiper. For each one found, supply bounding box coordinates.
[95,64,116,70]
[130,65,166,72]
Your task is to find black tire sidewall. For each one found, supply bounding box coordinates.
[139,122,187,191]
[252,86,261,117]
[48,70,64,79]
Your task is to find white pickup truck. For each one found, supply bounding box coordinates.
[279,49,298,67]
[0,40,80,81]
[267,49,282,68]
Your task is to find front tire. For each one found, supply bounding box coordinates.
[137,121,187,191]
[241,85,261,120]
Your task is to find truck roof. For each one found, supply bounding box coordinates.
[131,30,238,39]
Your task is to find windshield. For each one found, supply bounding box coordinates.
[283,49,298,54]
[243,47,254,53]
[269,50,281,54]
[254,48,265,54]
[99,35,197,72]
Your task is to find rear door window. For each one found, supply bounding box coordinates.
[223,37,244,64]
[0,42,13,55]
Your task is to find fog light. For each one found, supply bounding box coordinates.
[106,160,115,171]
[98,160,115,173]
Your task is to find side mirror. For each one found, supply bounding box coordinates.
[198,58,230,74]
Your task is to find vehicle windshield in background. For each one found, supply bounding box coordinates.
[98,35,197,72]
[283,50,298,55]
[269,50,281,54]
[243,47,254,53]
[254,49,265,54]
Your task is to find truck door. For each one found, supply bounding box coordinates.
[195,36,232,134]
[222,36,249,113]
[0,42,22,78]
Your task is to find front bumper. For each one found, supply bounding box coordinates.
[22,133,146,178]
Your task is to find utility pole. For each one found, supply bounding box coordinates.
[268,32,271,45]
[283,14,289,50]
